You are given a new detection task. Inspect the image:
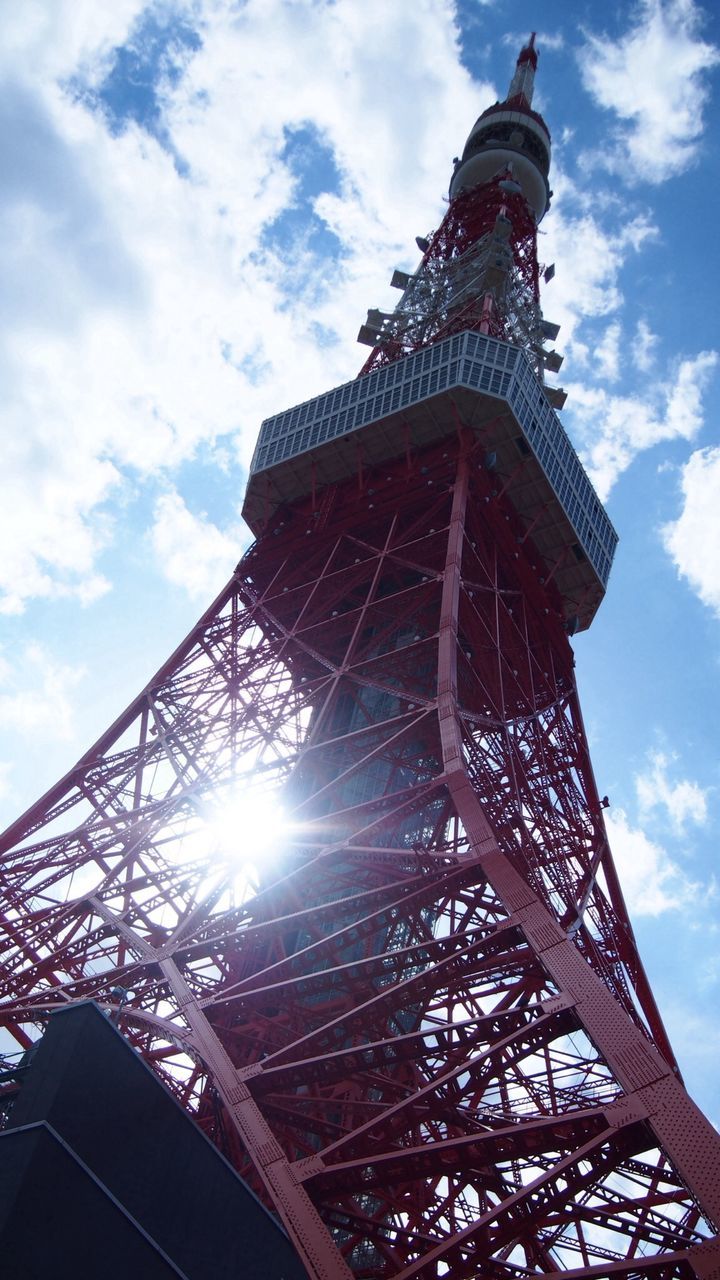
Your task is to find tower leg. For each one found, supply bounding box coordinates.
[2,439,719,1276]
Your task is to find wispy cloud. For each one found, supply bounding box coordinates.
[663,445,720,616]
[149,489,242,599]
[565,349,717,499]
[579,0,719,183]
[635,749,709,833]
[540,177,657,348]
[0,1,490,614]
[500,31,565,52]
[595,321,622,382]
[631,318,659,372]
[0,643,85,739]
[605,807,700,915]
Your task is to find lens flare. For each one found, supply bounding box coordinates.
[205,787,288,871]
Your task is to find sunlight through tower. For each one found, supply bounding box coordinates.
[1,36,719,1280]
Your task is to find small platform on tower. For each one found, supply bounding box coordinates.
[244,330,617,632]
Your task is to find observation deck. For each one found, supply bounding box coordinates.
[244,331,617,632]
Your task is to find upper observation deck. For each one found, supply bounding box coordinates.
[244,331,617,632]
[449,32,551,221]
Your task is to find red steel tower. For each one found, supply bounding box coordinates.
[1,36,719,1280]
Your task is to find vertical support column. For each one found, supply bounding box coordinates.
[435,448,720,1232]
[157,959,354,1279]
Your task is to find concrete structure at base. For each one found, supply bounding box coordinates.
[0,1003,307,1280]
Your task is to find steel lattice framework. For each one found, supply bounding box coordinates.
[2,34,720,1280]
[2,436,719,1277]
[360,177,543,377]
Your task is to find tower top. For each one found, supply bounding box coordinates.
[507,32,538,108]
[449,34,551,220]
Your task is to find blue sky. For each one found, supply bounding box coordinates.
[0,0,719,1119]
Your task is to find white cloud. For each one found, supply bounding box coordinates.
[697,952,720,992]
[579,0,719,182]
[635,750,708,833]
[595,321,621,382]
[632,318,658,372]
[2,0,145,82]
[500,31,565,52]
[149,490,242,599]
[0,2,712,618]
[662,445,720,616]
[0,644,85,740]
[658,1001,720,1124]
[0,0,490,614]
[0,762,12,801]
[540,188,656,352]
[0,378,117,613]
[605,808,699,915]
[564,350,717,499]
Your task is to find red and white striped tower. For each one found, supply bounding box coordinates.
[1,37,719,1280]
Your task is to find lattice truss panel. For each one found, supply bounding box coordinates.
[1,434,719,1279]
[361,176,543,377]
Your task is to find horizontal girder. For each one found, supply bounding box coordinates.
[1,434,718,1280]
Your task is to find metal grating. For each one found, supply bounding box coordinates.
[249,331,617,588]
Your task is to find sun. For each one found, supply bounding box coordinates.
[204,786,289,872]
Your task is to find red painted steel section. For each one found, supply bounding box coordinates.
[2,40,720,1280]
[360,175,541,376]
[1,434,719,1277]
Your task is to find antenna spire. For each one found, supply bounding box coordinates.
[507,32,538,107]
